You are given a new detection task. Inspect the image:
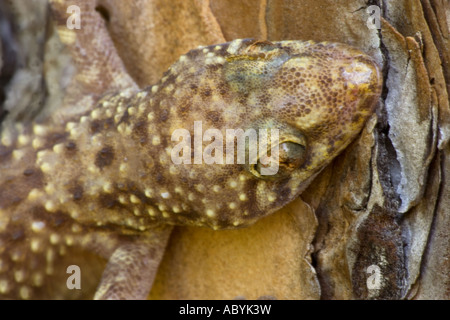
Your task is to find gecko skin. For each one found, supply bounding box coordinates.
[0,12,382,299]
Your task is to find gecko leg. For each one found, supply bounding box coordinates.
[49,0,138,119]
[94,225,173,300]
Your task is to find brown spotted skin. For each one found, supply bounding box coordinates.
[0,5,382,299]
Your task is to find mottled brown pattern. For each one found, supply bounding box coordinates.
[0,1,381,299]
[95,146,115,169]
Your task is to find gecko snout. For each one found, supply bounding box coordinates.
[338,54,383,129]
[342,55,382,96]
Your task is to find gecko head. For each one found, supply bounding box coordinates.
[157,39,381,229]
[232,40,382,223]
[233,40,383,174]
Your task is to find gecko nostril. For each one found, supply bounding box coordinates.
[342,61,375,86]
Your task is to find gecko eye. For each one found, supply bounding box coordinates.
[278,141,307,170]
[250,141,307,178]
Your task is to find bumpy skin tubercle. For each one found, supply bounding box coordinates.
[0,31,381,299]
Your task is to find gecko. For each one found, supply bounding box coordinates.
[0,1,382,300]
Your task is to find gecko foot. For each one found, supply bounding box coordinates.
[94,226,172,300]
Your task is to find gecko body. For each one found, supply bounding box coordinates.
[0,17,381,299]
